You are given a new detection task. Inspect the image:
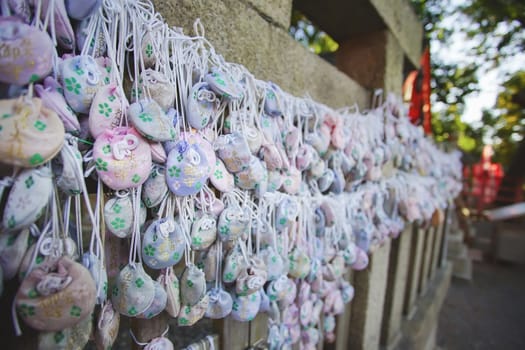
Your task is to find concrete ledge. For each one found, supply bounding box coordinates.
[153,0,370,109]
[295,0,422,67]
[397,264,453,350]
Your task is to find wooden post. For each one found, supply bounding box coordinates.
[419,227,435,296]
[403,225,425,319]
[380,224,414,349]
[348,239,392,350]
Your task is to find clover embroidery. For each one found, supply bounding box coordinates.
[27,289,38,299]
[108,94,116,102]
[267,90,276,100]
[145,44,153,58]
[98,102,113,117]
[128,306,137,316]
[54,331,65,344]
[219,225,229,237]
[25,176,34,189]
[192,236,202,246]
[74,67,84,76]
[168,166,181,178]
[186,279,194,287]
[214,169,223,179]
[138,112,153,122]
[232,301,239,311]
[29,153,44,166]
[33,120,47,131]
[7,216,16,229]
[144,244,156,257]
[35,255,44,264]
[178,317,189,325]
[64,77,81,95]
[112,286,119,296]
[18,304,35,317]
[195,182,202,191]
[112,203,122,214]
[102,144,111,154]
[135,278,144,288]
[110,217,126,230]
[172,252,180,261]
[224,272,234,282]
[95,158,108,171]
[132,174,141,183]
[70,305,82,317]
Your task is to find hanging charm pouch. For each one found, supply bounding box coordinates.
[93,127,152,190]
[0,17,54,85]
[0,97,65,168]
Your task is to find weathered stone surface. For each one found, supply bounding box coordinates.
[152,0,370,109]
[430,223,445,279]
[404,226,425,318]
[295,0,422,67]
[336,30,404,94]
[419,228,436,295]
[243,0,293,29]
[369,0,423,66]
[381,224,414,348]
[349,239,392,350]
[398,264,453,350]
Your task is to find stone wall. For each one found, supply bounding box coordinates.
[147,2,452,350]
[152,0,370,109]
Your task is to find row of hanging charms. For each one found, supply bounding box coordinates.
[0,0,463,349]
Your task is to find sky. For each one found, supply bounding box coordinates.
[438,0,525,125]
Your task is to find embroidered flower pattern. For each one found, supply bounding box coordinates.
[18,304,35,317]
[95,158,108,171]
[186,279,194,287]
[25,176,34,189]
[128,306,137,316]
[70,305,82,317]
[112,286,119,296]
[172,252,180,261]
[178,317,189,325]
[102,144,111,154]
[145,44,153,57]
[98,102,113,117]
[224,272,234,282]
[192,236,202,246]
[135,278,144,288]
[138,112,153,122]
[54,331,65,344]
[110,217,126,230]
[64,77,81,95]
[113,203,122,213]
[214,169,223,179]
[7,216,16,229]
[29,153,44,165]
[132,174,141,183]
[168,166,181,178]
[219,225,229,237]
[144,244,156,257]
[34,120,47,131]
[108,94,116,102]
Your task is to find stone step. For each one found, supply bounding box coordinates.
[451,257,472,280]
[447,244,468,260]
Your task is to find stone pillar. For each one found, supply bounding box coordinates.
[335,270,353,350]
[439,206,451,267]
[220,317,251,350]
[380,224,414,349]
[430,222,445,279]
[336,30,404,95]
[403,225,425,319]
[249,313,269,346]
[419,228,435,295]
[348,239,392,350]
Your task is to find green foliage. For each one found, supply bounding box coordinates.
[289,10,339,54]
[411,0,525,168]
[482,71,525,166]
